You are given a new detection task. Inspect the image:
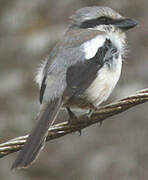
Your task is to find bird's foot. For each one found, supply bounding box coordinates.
[87,108,103,127]
[87,109,94,118]
[66,107,81,135]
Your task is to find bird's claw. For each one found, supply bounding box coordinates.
[67,107,82,135]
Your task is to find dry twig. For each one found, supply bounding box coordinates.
[0,88,148,158]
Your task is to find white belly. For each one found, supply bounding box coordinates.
[85,55,122,107]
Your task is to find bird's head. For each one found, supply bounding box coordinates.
[70,6,137,33]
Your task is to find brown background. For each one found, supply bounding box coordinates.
[0,0,148,179]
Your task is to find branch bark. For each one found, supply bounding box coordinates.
[0,88,148,158]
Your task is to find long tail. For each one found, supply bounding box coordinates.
[11,97,62,170]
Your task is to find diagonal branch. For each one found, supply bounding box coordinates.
[0,88,148,158]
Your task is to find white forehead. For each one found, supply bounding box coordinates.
[70,6,123,24]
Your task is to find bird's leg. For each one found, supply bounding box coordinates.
[66,107,81,135]
[66,107,77,124]
[87,108,103,127]
[87,109,94,118]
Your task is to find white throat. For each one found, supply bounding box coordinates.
[107,31,126,55]
[82,32,126,60]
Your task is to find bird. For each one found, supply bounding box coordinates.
[11,6,137,169]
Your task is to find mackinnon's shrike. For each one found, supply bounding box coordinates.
[12,6,137,169]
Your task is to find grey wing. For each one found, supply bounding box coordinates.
[39,30,116,104]
[39,30,103,104]
[39,44,85,104]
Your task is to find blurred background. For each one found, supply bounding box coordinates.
[0,0,147,179]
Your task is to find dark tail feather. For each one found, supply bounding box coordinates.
[11,97,62,170]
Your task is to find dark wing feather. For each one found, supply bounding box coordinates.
[40,76,47,104]
[65,39,112,98]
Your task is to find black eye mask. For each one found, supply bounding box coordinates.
[80,16,137,31]
[80,16,114,29]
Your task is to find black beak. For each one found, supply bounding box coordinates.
[113,18,138,31]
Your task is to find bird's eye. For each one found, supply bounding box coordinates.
[97,16,112,24]
[99,17,107,22]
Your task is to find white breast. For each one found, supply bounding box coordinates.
[85,55,122,107]
[81,33,124,107]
